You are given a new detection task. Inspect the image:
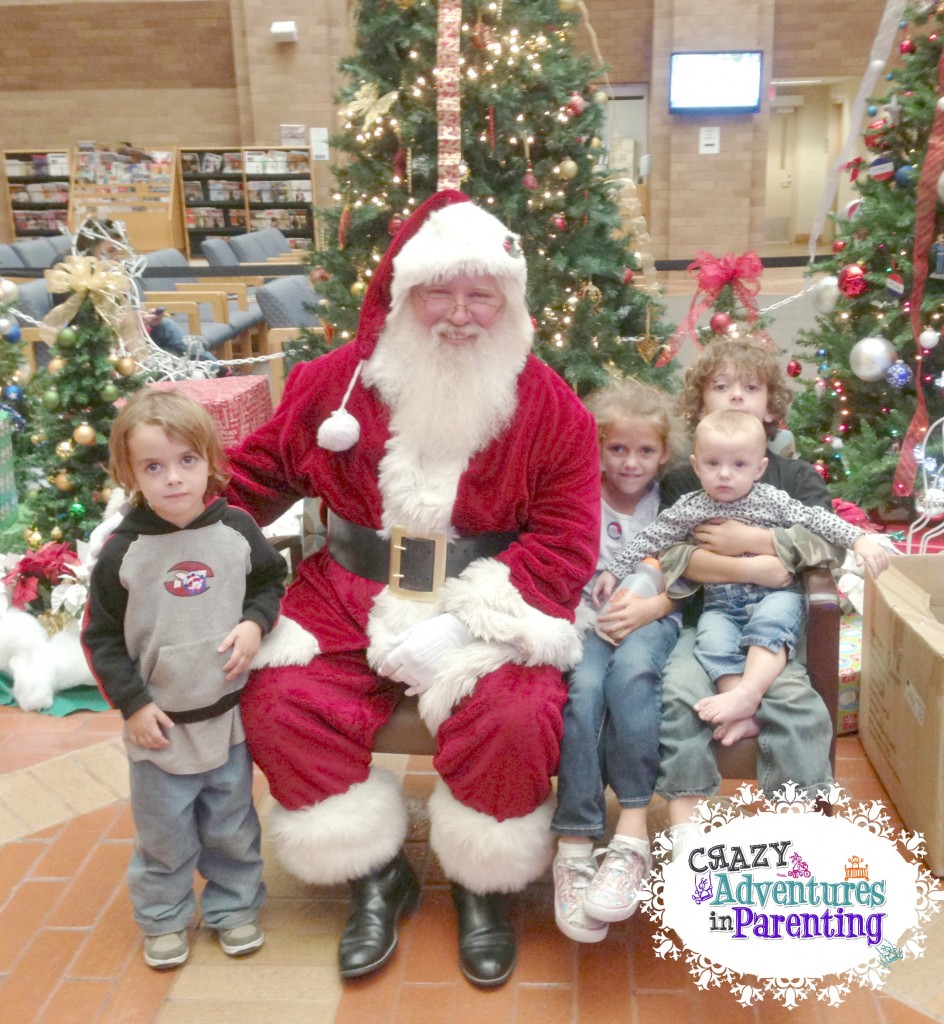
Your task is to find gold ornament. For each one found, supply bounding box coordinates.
[350,280,367,298]
[116,356,137,377]
[592,90,609,107]
[559,158,579,180]
[590,137,602,149]
[578,282,603,309]
[54,470,74,492]
[28,529,43,549]
[56,439,74,459]
[558,0,579,10]
[38,609,73,637]
[48,356,66,375]
[72,422,97,446]
[99,486,113,504]
[636,336,663,364]
[51,525,64,541]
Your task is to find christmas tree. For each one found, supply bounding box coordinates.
[17,267,143,548]
[0,278,31,436]
[302,0,674,395]
[789,4,944,512]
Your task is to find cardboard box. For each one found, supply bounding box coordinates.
[860,555,944,875]
[837,613,863,736]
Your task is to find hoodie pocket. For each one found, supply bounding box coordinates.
[149,631,231,713]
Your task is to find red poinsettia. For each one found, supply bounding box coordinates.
[3,542,80,611]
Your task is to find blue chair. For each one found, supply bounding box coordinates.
[255,275,321,329]
[201,237,239,268]
[11,238,58,268]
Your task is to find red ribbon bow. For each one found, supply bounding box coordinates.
[657,250,765,367]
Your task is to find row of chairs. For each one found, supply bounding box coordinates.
[0,234,73,273]
[201,228,302,268]
[9,249,323,402]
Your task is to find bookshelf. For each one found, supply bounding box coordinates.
[3,150,71,241]
[179,146,315,257]
[67,146,184,253]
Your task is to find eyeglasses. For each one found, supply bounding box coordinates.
[415,286,504,324]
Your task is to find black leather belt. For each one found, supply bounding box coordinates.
[165,688,242,724]
[326,508,517,602]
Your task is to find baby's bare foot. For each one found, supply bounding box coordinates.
[712,716,761,747]
[695,687,761,725]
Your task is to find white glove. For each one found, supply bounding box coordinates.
[86,504,130,570]
[379,613,474,696]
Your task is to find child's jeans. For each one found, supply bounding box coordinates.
[127,741,265,936]
[695,583,804,683]
[551,616,679,837]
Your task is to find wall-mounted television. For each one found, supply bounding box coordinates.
[669,51,763,115]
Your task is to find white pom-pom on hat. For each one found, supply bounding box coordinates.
[317,359,364,452]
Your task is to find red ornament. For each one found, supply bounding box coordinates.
[309,266,330,283]
[709,312,732,334]
[832,240,846,253]
[814,460,829,481]
[864,117,890,150]
[392,148,407,180]
[388,216,404,236]
[622,267,635,285]
[787,359,802,378]
[900,38,917,55]
[522,163,538,191]
[567,92,586,117]
[550,215,567,231]
[837,263,868,297]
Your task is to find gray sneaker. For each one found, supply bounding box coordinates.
[143,930,189,970]
[218,921,265,957]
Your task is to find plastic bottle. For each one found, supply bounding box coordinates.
[595,557,665,644]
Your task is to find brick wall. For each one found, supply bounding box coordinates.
[0,0,895,251]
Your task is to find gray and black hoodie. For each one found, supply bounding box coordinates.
[82,496,285,774]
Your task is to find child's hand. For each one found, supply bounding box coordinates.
[219,620,264,680]
[597,591,670,642]
[853,536,890,577]
[591,570,618,609]
[126,702,174,749]
[740,555,793,589]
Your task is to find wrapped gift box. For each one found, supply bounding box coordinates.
[0,411,18,529]
[147,375,273,448]
[837,612,863,736]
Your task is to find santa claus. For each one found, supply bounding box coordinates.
[227,190,600,986]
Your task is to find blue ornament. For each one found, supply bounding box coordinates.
[895,164,917,188]
[2,384,22,403]
[885,359,914,388]
[867,105,878,116]
[2,323,20,344]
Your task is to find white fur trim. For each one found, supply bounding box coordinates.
[428,780,554,893]
[390,203,527,310]
[267,766,407,885]
[251,615,320,669]
[439,558,583,670]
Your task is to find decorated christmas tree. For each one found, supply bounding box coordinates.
[789,4,944,512]
[302,0,674,395]
[16,260,144,547]
[0,278,31,436]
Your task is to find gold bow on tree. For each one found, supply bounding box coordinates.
[346,83,400,131]
[42,255,150,361]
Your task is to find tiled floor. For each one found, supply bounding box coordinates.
[1,705,942,1024]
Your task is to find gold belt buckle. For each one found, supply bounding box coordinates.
[389,525,448,602]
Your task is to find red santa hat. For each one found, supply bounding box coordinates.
[317,190,528,451]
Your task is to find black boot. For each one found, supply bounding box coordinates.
[451,882,516,988]
[338,850,421,978]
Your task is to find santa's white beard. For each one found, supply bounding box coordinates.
[365,300,531,462]
[363,297,532,534]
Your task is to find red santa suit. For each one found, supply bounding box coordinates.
[227,191,600,896]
